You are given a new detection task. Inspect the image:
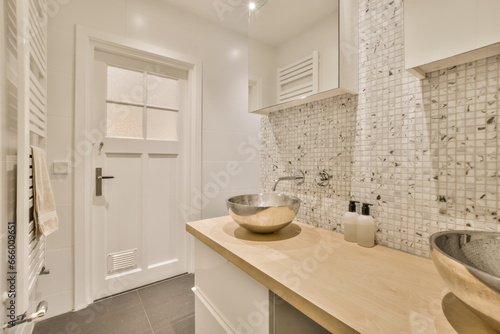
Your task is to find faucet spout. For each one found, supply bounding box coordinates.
[272,176,296,191]
[272,170,305,191]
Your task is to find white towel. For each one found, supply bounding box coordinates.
[31,146,59,238]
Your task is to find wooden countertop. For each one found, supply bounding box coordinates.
[186,216,498,334]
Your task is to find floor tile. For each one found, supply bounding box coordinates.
[138,274,194,331]
[153,315,195,334]
[34,291,152,334]
[33,311,80,334]
[34,274,195,334]
[76,291,152,334]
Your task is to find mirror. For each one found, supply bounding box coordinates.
[248,0,339,112]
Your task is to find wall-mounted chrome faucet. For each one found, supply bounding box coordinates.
[272,170,305,191]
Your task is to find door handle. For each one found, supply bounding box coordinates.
[96,168,114,196]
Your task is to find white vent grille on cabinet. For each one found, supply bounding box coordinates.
[107,249,138,274]
[277,51,318,103]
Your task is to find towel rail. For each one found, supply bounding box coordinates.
[5,0,49,328]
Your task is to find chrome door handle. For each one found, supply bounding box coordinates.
[96,168,114,196]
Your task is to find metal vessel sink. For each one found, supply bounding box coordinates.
[226,193,300,233]
[430,231,500,331]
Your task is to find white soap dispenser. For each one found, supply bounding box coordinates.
[357,203,375,248]
[343,200,359,242]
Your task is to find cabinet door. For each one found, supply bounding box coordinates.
[405,0,500,73]
[194,240,269,334]
[193,287,234,334]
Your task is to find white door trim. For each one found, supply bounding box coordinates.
[74,25,202,310]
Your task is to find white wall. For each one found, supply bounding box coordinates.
[39,0,260,318]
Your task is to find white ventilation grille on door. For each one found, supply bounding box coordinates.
[108,249,138,274]
[277,51,319,103]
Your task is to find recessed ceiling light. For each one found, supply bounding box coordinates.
[249,2,256,11]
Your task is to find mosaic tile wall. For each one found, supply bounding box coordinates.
[260,0,500,258]
[261,95,358,231]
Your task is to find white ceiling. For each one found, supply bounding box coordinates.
[161,0,337,47]
[160,0,249,35]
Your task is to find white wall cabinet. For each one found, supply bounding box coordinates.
[193,239,269,334]
[249,0,358,115]
[404,0,500,78]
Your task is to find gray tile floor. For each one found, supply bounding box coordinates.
[33,274,194,334]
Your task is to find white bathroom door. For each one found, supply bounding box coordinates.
[90,54,188,300]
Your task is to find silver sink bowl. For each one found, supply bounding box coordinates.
[430,231,500,331]
[226,193,300,233]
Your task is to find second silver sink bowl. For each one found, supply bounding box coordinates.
[226,193,300,233]
[430,231,500,331]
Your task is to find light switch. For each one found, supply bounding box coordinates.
[52,161,69,175]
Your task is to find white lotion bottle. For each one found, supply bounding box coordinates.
[357,203,375,247]
[343,200,359,242]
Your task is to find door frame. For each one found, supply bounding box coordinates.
[74,25,202,310]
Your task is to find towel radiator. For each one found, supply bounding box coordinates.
[3,0,49,329]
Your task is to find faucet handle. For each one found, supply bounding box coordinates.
[315,171,331,186]
[293,170,305,185]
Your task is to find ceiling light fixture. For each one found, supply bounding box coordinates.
[249,0,268,17]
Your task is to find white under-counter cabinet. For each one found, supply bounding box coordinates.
[193,239,269,334]
[404,0,500,78]
[192,239,331,334]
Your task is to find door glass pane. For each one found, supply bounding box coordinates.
[147,74,179,109]
[107,103,143,138]
[107,66,144,104]
[147,108,178,140]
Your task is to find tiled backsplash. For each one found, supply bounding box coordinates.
[260,0,500,258]
[261,95,357,231]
